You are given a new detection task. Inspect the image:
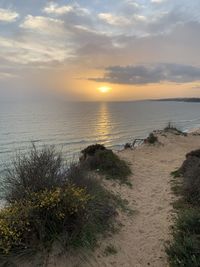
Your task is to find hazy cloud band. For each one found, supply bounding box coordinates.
[90,63,200,85]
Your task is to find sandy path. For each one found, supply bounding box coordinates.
[46,132,200,267]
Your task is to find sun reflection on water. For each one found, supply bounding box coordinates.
[95,102,112,143]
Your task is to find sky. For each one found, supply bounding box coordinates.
[1,0,200,101]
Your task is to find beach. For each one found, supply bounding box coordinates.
[44,130,200,267]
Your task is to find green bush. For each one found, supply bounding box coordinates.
[167,210,200,267]
[167,235,200,267]
[124,143,132,149]
[0,146,118,261]
[81,144,106,159]
[0,184,91,254]
[167,149,200,266]
[2,145,67,203]
[175,209,200,237]
[81,148,131,184]
[186,149,200,159]
[179,149,200,206]
[146,133,158,144]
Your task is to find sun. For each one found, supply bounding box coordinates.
[98,86,111,93]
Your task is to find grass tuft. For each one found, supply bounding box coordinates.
[171,170,181,178]
[104,244,118,256]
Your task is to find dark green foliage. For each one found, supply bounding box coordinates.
[124,143,132,149]
[186,149,200,159]
[167,209,200,267]
[167,235,200,267]
[82,148,131,184]
[67,164,118,248]
[167,209,200,266]
[81,144,106,159]
[175,209,200,236]
[146,133,158,144]
[179,149,200,206]
[167,149,200,266]
[171,170,181,178]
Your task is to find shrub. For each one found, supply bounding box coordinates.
[0,146,118,261]
[124,143,132,149]
[175,209,200,236]
[81,148,131,184]
[171,170,181,178]
[179,149,200,205]
[2,145,67,203]
[66,164,118,248]
[166,209,200,267]
[186,149,200,159]
[146,133,158,144]
[164,122,186,136]
[167,149,200,266]
[104,244,118,256]
[0,184,91,254]
[81,144,106,160]
[166,235,200,267]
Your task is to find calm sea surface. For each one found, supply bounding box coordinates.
[1,100,200,172]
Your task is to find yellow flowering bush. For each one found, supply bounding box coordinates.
[0,202,30,254]
[1,146,118,261]
[0,184,92,255]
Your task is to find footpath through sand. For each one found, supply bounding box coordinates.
[48,131,200,267]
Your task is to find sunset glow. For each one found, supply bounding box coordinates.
[98,86,111,94]
[0,1,200,101]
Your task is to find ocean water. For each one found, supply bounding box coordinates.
[1,100,200,172]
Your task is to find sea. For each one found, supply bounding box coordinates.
[1,100,200,173]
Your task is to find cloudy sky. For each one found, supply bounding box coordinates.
[1,0,200,101]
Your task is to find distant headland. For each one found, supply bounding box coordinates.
[153,98,200,103]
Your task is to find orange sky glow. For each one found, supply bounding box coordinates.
[1,0,200,101]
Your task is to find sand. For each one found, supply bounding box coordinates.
[23,131,200,267]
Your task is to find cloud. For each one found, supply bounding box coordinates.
[20,15,65,35]
[0,35,73,64]
[151,0,166,3]
[43,2,90,16]
[0,72,18,80]
[98,13,130,26]
[43,3,73,15]
[0,8,19,22]
[90,63,200,85]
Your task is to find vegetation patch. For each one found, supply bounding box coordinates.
[80,144,132,184]
[171,170,181,178]
[164,122,187,136]
[166,209,200,267]
[124,143,132,149]
[81,144,106,160]
[167,149,200,266]
[104,244,118,256]
[0,145,130,265]
[146,133,158,144]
